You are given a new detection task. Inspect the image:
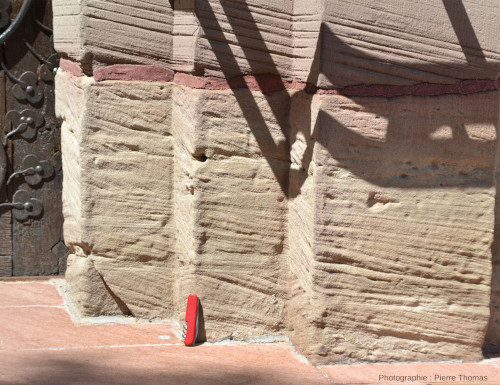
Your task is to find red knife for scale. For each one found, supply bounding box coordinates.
[181,294,199,346]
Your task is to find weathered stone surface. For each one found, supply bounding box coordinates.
[319,0,500,87]
[174,147,289,338]
[172,85,290,161]
[53,0,174,73]
[52,0,85,63]
[292,0,322,82]
[172,84,289,338]
[56,71,176,318]
[288,92,498,363]
[485,264,500,348]
[54,0,499,84]
[486,144,500,349]
[54,47,499,365]
[172,0,199,73]
[55,70,91,247]
[194,0,294,78]
[80,81,174,261]
[65,253,126,316]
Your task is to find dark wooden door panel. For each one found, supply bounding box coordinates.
[1,0,65,276]
[0,60,12,275]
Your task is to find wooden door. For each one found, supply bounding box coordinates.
[0,0,66,276]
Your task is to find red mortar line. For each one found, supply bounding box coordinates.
[59,59,500,98]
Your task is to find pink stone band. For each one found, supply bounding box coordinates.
[59,59,499,97]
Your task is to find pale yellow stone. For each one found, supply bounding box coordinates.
[56,71,176,318]
[65,254,126,316]
[288,92,498,363]
[53,0,174,72]
[55,68,499,363]
[172,85,290,161]
[172,84,290,338]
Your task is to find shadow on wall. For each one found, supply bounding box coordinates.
[195,0,499,350]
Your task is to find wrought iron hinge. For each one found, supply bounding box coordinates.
[7,154,54,186]
[5,109,44,140]
[0,189,43,222]
[24,40,59,81]
[0,1,59,224]
[1,65,44,104]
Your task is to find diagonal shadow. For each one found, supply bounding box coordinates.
[195,0,499,350]
[197,0,498,194]
[442,0,489,66]
[196,0,292,195]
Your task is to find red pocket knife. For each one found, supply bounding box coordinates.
[181,294,199,346]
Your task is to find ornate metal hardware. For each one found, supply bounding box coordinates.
[24,40,59,81]
[0,142,6,191]
[7,155,54,185]
[0,189,43,222]
[1,67,44,104]
[5,109,44,140]
[0,0,31,45]
[0,0,57,224]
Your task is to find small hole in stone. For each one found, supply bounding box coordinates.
[194,154,208,162]
[400,173,408,179]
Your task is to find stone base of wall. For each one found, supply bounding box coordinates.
[56,63,498,364]
[52,0,500,364]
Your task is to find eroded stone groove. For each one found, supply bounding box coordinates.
[53,0,499,364]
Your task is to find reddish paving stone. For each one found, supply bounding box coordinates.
[0,345,330,385]
[3,280,499,385]
[0,307,179,351]
[320,361,500,384]
[0,282,63,307]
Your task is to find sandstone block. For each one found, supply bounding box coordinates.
[56,70,176,318]
[288,92,498,363]
[55,70,92,247]
[172,0,199,73]
[292,0,322,82]
[54,0,499,85]
[172,85,291,162]
[487,149,500,349]
[194,0,294,78]
[319,0,500,87]
[485,264,500,348]
[65,253,126,316]
[171,84,290,337]
[52,0,85,62]
[173,146,289,339]
[53,0,174,72]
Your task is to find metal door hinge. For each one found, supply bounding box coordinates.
[5,109,44,140]
[0,189,43,222]
[7,154,54,186]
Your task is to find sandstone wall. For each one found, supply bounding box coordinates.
[53,0,499,363]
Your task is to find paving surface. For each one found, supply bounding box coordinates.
[0,278,499,385]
